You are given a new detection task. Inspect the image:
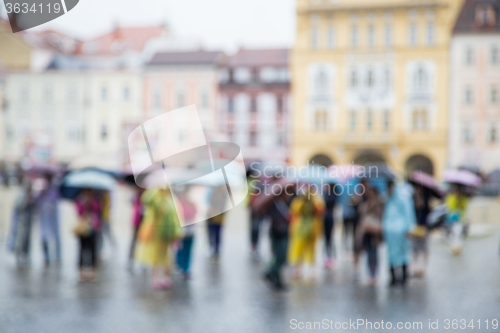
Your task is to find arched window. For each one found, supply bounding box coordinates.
[315,68,328,93]
[414,66,428,89]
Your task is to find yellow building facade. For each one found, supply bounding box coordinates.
[0,23,31,70]
[291,0,464,178]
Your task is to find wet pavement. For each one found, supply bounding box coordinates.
[0,186,499,333]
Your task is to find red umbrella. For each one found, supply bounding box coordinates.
[409,170,445,198]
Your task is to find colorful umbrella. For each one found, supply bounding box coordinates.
[409,170,445,198]
[443,169,482,188]
[63,170,116,191]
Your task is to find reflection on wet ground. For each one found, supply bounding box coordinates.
[0,187,499,333]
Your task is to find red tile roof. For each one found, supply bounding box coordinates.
[76,25,166,55]
[226,48,289,68]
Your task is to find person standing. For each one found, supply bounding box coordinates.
[36,173,61,266]
[176,187,197,279]
[263,190,294,290]
[74,189,102,282]
[445,185,469,255]
[206,184,228,260]
[410,184,432,276]
[136,188,182,289]
[356,186,384,286]
[322,182,338,269]
[288,189,325,280]
[128,187,145,269]
[248,172,266,257]
[382,181,416,286]
[8,180,36,268]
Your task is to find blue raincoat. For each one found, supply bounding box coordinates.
[382,184,416,267]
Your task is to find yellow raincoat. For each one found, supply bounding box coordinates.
[136,189,183,268]
[288,194,325,265]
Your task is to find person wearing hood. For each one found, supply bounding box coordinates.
[382,181,416,286]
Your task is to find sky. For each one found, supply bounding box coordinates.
[1,0,296,53]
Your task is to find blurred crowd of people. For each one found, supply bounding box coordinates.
[0,162,481,291]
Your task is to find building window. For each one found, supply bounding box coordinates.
[414,66,428,90]
[310,15,319,49]
[177,89,185,108]
[228,131,234,142]
[101,86,108,102]
[251,68,259,82]
[315,68,328,93]
[67,124,81,142]
[409,22,417,46]
[350,70,358,88]
[228,96,234,113]
[426,22,435,45]
[101,123,108,141]
[327,24,335,49]
[488,124,498,143]
[491,86,499,104]
[44,87,53,103]
[277,95,284,114]
[277,133,285,146]
[351,25,358,48]
[123,86,130,102]
[20,87,29,102]
[153,87,162,109]
[249,131,257,146]
[383,110,391,131]
[250,96,257,113]
[491,46,499,64]
[368,25,375,47]
[367,69,374,88]
[67,86,77,102]
[465,47,475,65]
[462,125,473,144]
[464,87,474,104]
[349,111,356,131]
[412,110,428,131]
[200,89,209,109]
[366,110,373,131]
[384,24,393,46]
[476,4,496,27]
[384,68,391,89]
[314,110,328,131]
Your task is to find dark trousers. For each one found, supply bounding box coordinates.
[250,214,263,249]
[324,215,335,259]
[79,233,97,269]
[266,235,288,286]
[343,217,359,253]
[208,223,222,255]
[128,225,141,261]
[363,234,378,278]
[176,236,194,273]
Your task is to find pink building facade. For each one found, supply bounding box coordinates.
[449,0,500,172]
[218,48,291,163]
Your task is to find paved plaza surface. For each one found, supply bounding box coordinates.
[0,187,499,333]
